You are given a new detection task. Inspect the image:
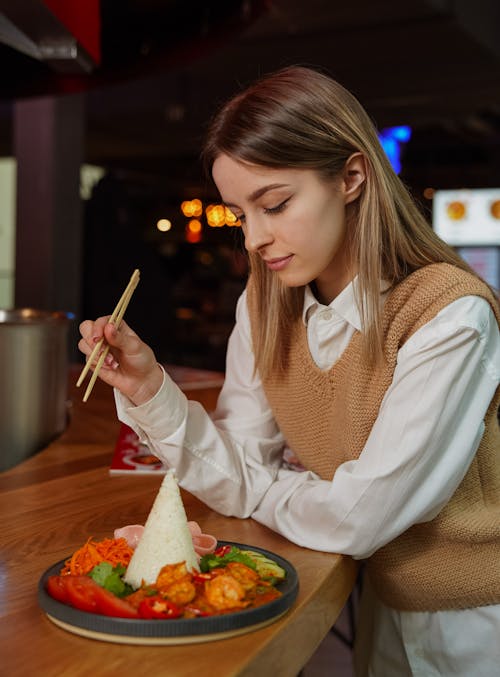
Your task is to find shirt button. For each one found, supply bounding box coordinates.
[321,309,334,321]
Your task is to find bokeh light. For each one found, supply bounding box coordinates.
[181,199,203,217]
[186,218,202,243]
[156,218,172,232]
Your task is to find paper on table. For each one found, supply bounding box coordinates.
[109,423,166,475]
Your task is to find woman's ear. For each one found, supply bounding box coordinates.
[342,153,367,204]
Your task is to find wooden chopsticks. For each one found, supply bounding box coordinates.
[76,268,140,402]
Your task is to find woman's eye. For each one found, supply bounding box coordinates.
[264,198,289,215]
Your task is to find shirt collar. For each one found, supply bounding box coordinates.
[303,277,390,332]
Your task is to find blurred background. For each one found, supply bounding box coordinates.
[1,0,500,370]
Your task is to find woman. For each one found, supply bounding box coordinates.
[79,66,500,676]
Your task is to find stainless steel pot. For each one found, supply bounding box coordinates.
[0,308,74,471]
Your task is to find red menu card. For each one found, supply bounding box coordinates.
[109,423,166,475]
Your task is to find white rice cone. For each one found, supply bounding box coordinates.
[124,470,199,588]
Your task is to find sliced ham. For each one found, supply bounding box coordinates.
[188,521,217,556]
[114,520,217,557]
[114,524,144,549]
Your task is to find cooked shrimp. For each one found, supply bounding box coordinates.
[156,562,189,588]
[204,574,248,610]
[224,562,260,592]
[161,577,196,606]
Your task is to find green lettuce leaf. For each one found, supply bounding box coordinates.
[88,562,134,597]
[199,546,257,573]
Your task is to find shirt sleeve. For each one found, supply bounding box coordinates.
[115,291,286,517]
[251,295,500,558]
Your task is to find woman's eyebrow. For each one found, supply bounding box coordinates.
[247,183,290,202]
[222,183,291,210]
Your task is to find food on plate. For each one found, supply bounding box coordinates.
[113,524,144,549]
[60,537,134,576]
[47,574,138,618]
[199,545,285,584]
[240,549,287,585]
[123,470,200,588]
[46,546,285,619]
[204,572,247,610]
[114,520,217,557]
[44,470,288,621]
[187,521,218,556]
[137,595,181,619]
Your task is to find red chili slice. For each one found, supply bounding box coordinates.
[192,572,215,584]
[213,545,232,557]
[138,596,182,619]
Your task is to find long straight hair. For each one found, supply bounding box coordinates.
[202,66,478,378]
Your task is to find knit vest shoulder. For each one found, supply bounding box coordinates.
[247,263,500,611]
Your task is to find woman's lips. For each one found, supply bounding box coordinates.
[264,255,293,271]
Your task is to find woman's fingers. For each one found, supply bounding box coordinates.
[79,316,110,349]
[102,319,134,347]
[77,316,160,402]
[78,317,121,377]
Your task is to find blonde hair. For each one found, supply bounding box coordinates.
[203,66,477,378]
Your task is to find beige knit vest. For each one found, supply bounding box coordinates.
[247,263,500,611]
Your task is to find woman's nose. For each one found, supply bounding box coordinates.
[243,216,273,253]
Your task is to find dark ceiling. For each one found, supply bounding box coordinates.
[2,0,500,197]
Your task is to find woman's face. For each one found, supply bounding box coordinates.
[212,154,358,302]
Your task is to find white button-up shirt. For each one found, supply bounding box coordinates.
[116,280,500,676]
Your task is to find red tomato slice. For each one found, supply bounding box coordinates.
[52,575,138,618]
[93,587,138,619]
[46,575,70,603]
[65,576,101,613]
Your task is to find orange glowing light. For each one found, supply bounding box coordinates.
[181,199,203,218]
[185,219,202,243]
[206,204,226,227]
[224,207,241,226]
[186,229,202,243]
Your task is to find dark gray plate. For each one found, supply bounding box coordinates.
[38,541,299,643]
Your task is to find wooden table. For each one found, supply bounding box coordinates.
[1,365,357,677]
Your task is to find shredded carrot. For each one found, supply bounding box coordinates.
[60,537,134,576]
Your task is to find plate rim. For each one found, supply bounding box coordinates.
[38,540,299,640]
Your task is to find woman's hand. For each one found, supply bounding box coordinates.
[78,317,164,406]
